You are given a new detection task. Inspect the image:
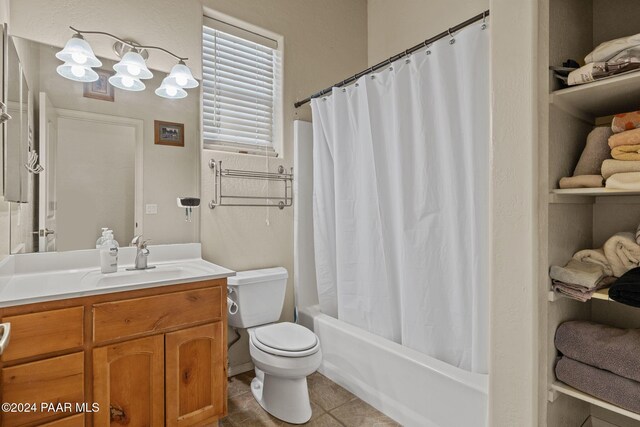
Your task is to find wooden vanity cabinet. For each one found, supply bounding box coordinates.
[0,279,228,427]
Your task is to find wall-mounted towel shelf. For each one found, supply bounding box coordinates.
[208,159,293,210]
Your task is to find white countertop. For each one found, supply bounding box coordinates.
[0,243,235,307]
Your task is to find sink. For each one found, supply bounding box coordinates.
[0,243,235,308]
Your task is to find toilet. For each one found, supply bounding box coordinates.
[227,267,322,424]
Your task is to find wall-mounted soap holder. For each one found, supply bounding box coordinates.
[177,197,200,222]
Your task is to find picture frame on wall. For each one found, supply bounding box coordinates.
[83,69,115,102]
[154,120,185,147]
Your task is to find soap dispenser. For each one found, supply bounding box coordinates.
[100,231,119,274]
[96,227,110,248]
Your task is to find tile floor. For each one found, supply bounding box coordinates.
[219,371,401,426]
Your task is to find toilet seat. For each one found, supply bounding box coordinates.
[251,322,320,357]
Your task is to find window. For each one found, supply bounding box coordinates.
[202,17,282,155]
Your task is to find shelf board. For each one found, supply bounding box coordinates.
[547,287,612,302]
[550,71,640,121]
[550,381,640,422]
[592,287,611,301]
[551,188,640,197]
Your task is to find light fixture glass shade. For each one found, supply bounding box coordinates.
[113,51,153,79]
[165,63,198,88]
[56,62,99,82]
[155,77,187,99]
[55,35,102,68]
[109,72,146,91]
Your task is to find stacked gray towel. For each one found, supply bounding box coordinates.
[555,321,640,414]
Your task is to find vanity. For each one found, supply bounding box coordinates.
[0,243,234,427]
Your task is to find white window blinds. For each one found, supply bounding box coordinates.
[202,17,281,153]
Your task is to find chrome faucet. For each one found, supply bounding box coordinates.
[128,235,154,270]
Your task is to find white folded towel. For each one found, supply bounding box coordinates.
[549,259,607,290]
[603,232,640,277]
[606,172,640,190]
[586,33,640,63]
[573,248,613,277]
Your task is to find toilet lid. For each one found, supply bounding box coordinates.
[253,322,318,353]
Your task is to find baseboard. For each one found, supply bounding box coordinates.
[228,361,254,377]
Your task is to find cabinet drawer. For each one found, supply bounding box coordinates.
[1,352,85,426]
[93,286,222,343]
[2,307,84,361]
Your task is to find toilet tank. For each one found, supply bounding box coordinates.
[227,267,288,328]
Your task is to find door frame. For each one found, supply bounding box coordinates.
[55,108,144,238]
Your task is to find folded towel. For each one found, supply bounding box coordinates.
[609,267,640,308]
[609,128,640,148]
[611,144,640,160]
[573,248,613,277]
[559,175,604,189]
[552,277,616,302]
[606,172,640,190]
[549,259,607,289]
[573,127,613,175]
[612,111,640,133]
[601,159,640,179]
[555,320,640,383]
[555,356,640,414]
[603,232,640,277]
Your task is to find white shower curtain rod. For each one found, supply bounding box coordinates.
[294,9,490,108]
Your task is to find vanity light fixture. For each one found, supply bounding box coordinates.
[55,34,102,82]
[56,62,100,82]
[113,51,153,79]
[109,50,152,91]
[165,61,199,89]
[55,27,198,98]
[109,72,146,91]
[155,76,187,99]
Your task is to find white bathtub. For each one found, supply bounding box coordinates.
[298,305,488,427]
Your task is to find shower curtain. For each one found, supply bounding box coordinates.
[311,21,489,373]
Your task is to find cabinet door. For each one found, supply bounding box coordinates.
[93,335,164,427]
[165,322,226,426]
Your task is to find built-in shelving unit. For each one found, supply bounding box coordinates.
[542,1,640,426]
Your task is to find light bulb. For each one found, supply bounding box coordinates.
[121,76,134,88]
[127,64,141,76]
[71,52,87,64]
[71,65,86,78]
[175,75,188,87]
[166,86,178,97]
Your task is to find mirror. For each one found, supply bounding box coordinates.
[4,35,200,254]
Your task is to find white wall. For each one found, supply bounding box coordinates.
[367,0,489,65]
[489,0,538,425]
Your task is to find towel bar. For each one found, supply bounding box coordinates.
[208,159,293,209]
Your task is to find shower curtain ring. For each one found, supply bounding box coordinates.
[448,28,456,44]
[481,11,487,30]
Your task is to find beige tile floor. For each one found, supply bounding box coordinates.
[219,371,401,427]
